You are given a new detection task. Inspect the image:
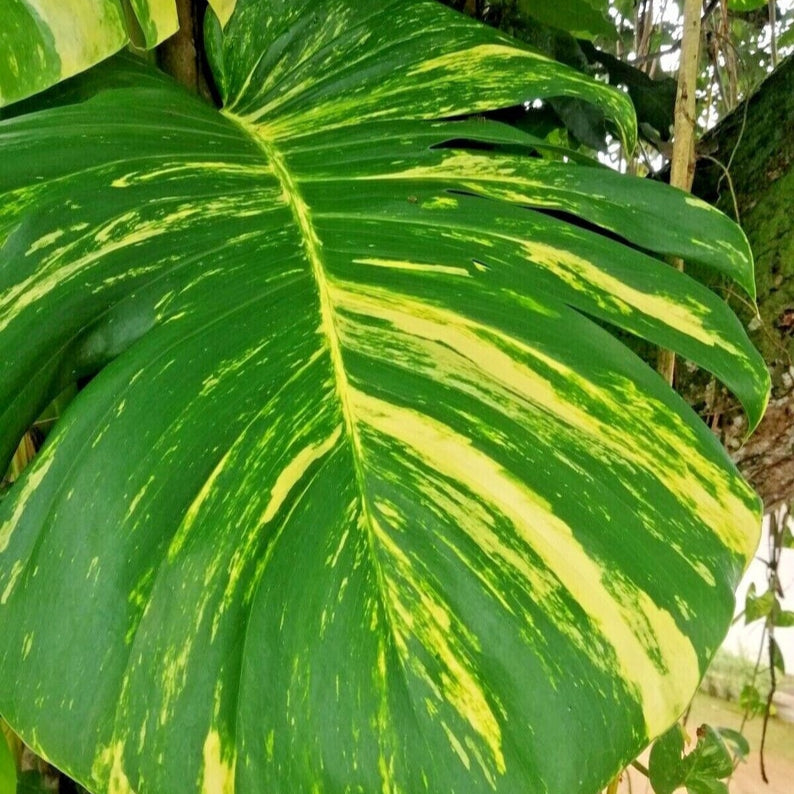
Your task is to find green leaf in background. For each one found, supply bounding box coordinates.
[686,779,730,794]
[744,581,776,622]
[775,609,794,627]
[547,95,608,149]
[516,0,616,39]
[728,0,770,12]
[783,518,794,548]
[739,683,765,717]
[687,726,734,783]
[715,726,749,763]
[580,40,677,139]
[0,725,16,794]
[0,1,770,792]
[771,638,787,674]
[649,723,688,794]
[0,0,178,108]
[779,21,794,50]
[14,771,48,794]
[649,723,733,794]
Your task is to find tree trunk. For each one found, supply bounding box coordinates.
[156,0,216,103]
[686,55,794,510]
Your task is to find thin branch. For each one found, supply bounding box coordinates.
[629,0,720,65]
[760,608,776,783]
[760,504,788,783]
[630,41,681,64]
[631,759,650,777]
[699,154,740,222]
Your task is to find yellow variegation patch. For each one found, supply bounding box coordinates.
[207,0,237,28]
[20,0,127,80]
[202,730,235,794]
[128,0,178,48]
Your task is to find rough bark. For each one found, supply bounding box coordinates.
[684,55,794,510]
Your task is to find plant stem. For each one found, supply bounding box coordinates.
[631,759,649,776]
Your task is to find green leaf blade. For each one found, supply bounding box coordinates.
[281,119,768,428]
[206,0,638,152]
[649,723,687,794]
[516,0,616,39]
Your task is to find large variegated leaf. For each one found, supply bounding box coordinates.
[0,2,769,793]
[0,0,178,108]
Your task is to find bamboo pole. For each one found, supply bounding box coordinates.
[657,0,702,385]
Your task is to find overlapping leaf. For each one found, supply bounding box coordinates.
[0,0,178,107]
[0,2,769,793]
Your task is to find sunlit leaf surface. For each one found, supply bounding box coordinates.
[0,0,178,107]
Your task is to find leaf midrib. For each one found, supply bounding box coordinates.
[226,114,426,771]
[230,115,365,471]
